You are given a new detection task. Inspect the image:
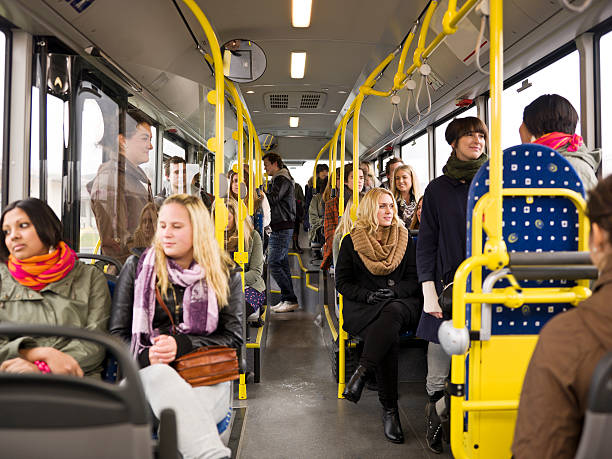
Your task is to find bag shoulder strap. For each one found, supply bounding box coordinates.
[155,286,176,334]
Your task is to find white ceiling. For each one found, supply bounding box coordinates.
[3,0,612,160]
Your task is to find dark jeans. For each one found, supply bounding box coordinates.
[268,229,298,303]
[359,301,417,404]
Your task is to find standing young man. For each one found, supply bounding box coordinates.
[263,152,299,313]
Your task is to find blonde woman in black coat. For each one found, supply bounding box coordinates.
[335,188,422,443]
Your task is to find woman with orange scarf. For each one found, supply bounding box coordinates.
[0,198,110,377]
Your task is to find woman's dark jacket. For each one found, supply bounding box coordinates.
[415,174,469,342]
[334,233,422,336]
[109,254,244,368]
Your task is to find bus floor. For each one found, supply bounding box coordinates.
[236,303,453,458]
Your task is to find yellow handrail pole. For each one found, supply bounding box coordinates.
[338,107,354,217]
[393,23,419,90]
[330,125,342,208]
[413,0,439,68]
[337,293,346,398]
[312,139,332,190]
[225,81,248,401]
[182,0,226,248]
[247,118,255,215]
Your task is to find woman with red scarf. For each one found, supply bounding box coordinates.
[0,198,110,377]
[520,94,601,191]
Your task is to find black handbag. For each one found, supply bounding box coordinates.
[438,282,453,316]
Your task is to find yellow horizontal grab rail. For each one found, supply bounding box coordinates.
[461,400,519,412]
[466,286,591,308]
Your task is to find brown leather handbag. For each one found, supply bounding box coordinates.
[155,287,239,387]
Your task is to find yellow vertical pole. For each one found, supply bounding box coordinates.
[338,112,351,217]
[182,0,226,248]
[225,82,248,401]
[337,293,346,398]
[247,119,255,215]
[351,94,365,221]
[312,139,332,189]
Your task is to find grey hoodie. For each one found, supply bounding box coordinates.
[556,142,601,192]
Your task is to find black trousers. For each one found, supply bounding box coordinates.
[358,300,417,404]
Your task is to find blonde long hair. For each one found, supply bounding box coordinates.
[354,188,401,235]
[391,164,421,203]
[334,201,354,240]
[154,194,234,307]
[225,198,254,251]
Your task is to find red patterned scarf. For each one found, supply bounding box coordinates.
[533,132,583,152]
[7,241,76,290]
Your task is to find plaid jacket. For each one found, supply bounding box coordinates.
[320,196,339,271]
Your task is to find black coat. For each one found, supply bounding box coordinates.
[109,254,244,368]
[265,168,296,231]
[335,233,422,336]
[415,174,470,342]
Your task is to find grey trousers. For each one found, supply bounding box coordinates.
[426,342,451,396]
[139,364,231,459]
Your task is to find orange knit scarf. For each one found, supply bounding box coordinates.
[7,241,76,290]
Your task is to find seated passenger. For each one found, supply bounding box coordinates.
[519,93,601,191]
[307,171,328,252]
[512,176,612,459]
[321,163,364,271]
[0,198,110,377]
[382,156,403,190]
[408,196,423,231]
[224,199,266,320]
[228,166,271,231]
[87,112,156,264]
[335,188,422,444]
[361,162,377,192]
[304,164,329,236]
[391,164,421,226]
[109,194,242,459]
[332,201,354,267]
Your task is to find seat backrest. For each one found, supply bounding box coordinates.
[466,144,585,334]
[575,351,612,459]
[0,324,156,459]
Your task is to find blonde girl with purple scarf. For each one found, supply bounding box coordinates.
[110,194,244,459]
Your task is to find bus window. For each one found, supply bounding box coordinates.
[163,136,185,159]
[0,31,5,205]
[600,31,612,177]
[401,132,430,190]
[490,50,581,150]
[141,125,157,185]
[29,89,64,219]
[434,105,478,177]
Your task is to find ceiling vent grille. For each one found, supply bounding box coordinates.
[268,93,289,109]
[264,92,327,111]
[300,93,321,109]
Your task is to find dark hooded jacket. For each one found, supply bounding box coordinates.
[265,167,296,231]
[512,265,612,459]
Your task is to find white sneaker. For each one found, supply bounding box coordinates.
[275,302,299,313]
[270,301,286,311]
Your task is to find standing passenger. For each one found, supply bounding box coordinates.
[110,194,242,459]
[228,167,271,230]
[87,113,155,263]
[416,116,488,453]
[519,94,601,191]
[391,164,421,227]
[335,188,422,444]
[262,153,299,313]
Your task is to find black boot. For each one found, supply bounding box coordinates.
[342,365,369,403]
[425,392,444,454]
[381,401,404,444]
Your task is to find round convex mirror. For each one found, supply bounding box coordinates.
[221,39,267,83]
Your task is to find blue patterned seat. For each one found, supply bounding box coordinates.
[466,143,585,334]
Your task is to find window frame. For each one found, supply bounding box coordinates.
[0,27,10,210]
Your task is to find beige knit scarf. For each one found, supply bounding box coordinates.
[350,223,408,276]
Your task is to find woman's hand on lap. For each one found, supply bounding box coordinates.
[149,335,177,365]
[0,357,40,374]
[19,347,84,377]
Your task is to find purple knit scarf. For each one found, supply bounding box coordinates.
[130,247,219,357]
